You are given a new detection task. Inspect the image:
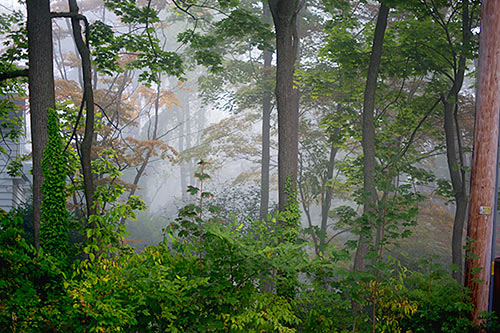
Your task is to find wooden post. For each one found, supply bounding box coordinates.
[464,0,500,325]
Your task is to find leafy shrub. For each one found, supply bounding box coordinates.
[0,212,72,332]
[65,216,303,332]
[400,268,479,332]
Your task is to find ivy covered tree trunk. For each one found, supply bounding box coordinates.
[353,2,389,272]
[26,0,56,251]
[268,0,301,213]
[41,109,69,259]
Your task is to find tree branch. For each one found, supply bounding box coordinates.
[0,69,28,82]
[50,11,87,21]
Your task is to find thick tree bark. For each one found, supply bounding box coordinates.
[27,0,56,251]
[259,3,273,221]
[67,0,96,218]
[268,0,300,213]
[464,0,500,323]
[353,2,389,272]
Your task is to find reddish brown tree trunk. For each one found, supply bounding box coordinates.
[464,0,500,324]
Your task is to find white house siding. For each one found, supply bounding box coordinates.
[0,99,29,212]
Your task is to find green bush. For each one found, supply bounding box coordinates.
[400,269,479,332]
[0,212,72,332]
[65,214,303,332]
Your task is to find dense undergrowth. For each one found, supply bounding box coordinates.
[0,202,496,332]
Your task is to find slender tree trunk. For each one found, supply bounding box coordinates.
[259,2,273,221]
[320,129,340,251]
[65,18,83,89]
[27,0,56,251]
[298,174,319,256]
[268,0,301,212]
[442,0,471,284]
[464,0,500,323]
[68,0,96,218]
[444,99,467,284]
[353,2,389,271]
[179,106,187,197]
[185,98,194,187]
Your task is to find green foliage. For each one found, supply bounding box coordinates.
[397,258,494,332]
[0,10,27,159]
[64,171,303,331]
[90,19,184,83]
[84,150,146,261]
[0,98,24,156]
[0,211,72,332]
[0,10,27,65]
[40,108,70,260]
[213,8,274,52]
[93,0,272,81]
[0,174,486,332]
[282,177,301,231]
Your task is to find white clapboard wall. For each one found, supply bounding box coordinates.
[0,98,30,212]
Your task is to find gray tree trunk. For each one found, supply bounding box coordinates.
[68,0,97,218]
[443,0,471,285]
[179,103,187,198]
[268,0,300,212]
[353,2,389,271]
[320,128,341,250]
[259,3,273,221]
[27,0,55,251]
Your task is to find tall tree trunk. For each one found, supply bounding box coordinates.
[353,2,389,271]
[443,0,472,285]
[464,0,500,323]
[268,0,301,212]
[27,0,56,251]
[68,0,96,218]
[259,3,273,221]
